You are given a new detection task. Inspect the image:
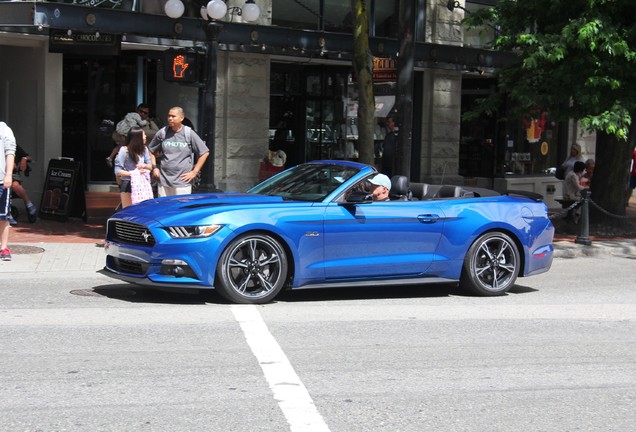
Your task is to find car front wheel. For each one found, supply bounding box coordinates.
[460,232,520,296]
[215,233,288,304]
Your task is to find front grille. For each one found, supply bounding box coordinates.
[107,256,150,275]
[108,220,156,246]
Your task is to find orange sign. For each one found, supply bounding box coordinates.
[163,49,198,83]
[373,57,397,82]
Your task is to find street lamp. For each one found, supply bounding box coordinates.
[164,0,186,19]
[205,0,260,22]
[165,0,261,22]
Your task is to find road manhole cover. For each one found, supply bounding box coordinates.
[70,288,137,297]
[70,289,104,297]
[11,245,45,255]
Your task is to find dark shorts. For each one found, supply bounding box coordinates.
[120,178,132,193]
[0,187,11,219]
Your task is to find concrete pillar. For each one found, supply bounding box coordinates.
[215,51,270,192]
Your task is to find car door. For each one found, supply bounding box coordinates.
[322,200,445,280]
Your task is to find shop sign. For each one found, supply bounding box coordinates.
[373,57,397,82]
[49,30,120,56]
[70,0,130,9]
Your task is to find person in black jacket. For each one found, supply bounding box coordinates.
[380,115,398,178]
[10,144,37,224]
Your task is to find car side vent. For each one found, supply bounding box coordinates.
[108,220,156,246]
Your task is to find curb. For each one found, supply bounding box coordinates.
[552,239,636,258]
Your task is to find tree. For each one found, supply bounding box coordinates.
[350,0,375,166]
[464,0,636,225]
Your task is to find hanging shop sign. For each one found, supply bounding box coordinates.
[373,57,397,82]
[49,30,121,56]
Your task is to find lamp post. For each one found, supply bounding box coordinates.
[164,1,261,192]
[200,20,223,192]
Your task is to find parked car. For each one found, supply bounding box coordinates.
[100,160,554,304]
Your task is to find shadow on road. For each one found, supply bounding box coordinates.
[87,282,538,305]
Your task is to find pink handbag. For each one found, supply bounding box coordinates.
[130,169,154,205]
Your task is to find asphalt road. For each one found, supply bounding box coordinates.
[1,256,635,432]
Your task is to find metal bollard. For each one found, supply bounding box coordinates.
[575,189,592,245]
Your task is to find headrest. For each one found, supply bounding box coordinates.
[436,185,461,198]
[391,175,409,196]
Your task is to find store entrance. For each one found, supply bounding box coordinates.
[62,56,157,185]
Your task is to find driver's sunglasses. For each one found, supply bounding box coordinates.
[138,109,149,115]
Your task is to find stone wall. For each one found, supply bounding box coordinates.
[416,2,464,185]
[215,51,271,192]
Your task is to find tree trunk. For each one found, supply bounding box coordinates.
[589,127,634,225]
[351,0,375,166]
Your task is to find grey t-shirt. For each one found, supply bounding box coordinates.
[149,126,209,188]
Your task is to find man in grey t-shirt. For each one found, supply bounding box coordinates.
[148,106,209,196]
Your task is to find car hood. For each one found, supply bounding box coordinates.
[112,192,290,225]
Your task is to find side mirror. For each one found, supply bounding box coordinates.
[341,192,373,205]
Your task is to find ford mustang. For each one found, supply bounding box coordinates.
[100,160,554,303]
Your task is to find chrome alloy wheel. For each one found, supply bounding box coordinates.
[461,232,520,296]
[216,233,288,303]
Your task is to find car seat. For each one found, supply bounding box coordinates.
[390,175,412,201]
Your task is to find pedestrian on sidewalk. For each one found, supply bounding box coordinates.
[107,103,159,168]
[560,142,585,179]
[10,144,37,224]
[114,127,154,208]
[627,148,636,206]
[0,120,16,261]
[148,106,209,196]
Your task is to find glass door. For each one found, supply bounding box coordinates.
[304,67,349,162]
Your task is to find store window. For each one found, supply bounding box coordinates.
[504,111,561,176]
[270,62,397,169]
[459,76,560,179]
[272,0,322,30]
[272,0,399,36]
[373,0,398,38]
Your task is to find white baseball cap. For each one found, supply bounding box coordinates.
[368,173,391,191]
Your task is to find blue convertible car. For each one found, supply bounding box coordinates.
[101,160,554,303]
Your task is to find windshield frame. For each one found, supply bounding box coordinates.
[248,161,367,203]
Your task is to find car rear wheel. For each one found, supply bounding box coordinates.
[215,233,288,304]
[460,232,520,296]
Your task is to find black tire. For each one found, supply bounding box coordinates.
[215,233,288,304]
[460,232,520,296]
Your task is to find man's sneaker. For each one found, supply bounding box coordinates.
[105,157,113,168]
[7,214,17,226]
[26,204,37,223]
[1,248,11,261]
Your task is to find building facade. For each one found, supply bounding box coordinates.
[0,0,580,211]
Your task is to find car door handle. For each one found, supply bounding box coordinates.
[417,214,439,223]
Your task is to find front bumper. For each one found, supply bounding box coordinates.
[102,216,232,289]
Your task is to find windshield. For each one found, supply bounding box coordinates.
[249,163,360,202]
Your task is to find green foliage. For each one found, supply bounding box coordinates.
[462,0,636,139]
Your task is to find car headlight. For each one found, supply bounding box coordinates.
[165,225,222,238]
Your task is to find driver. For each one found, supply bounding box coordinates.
[368,174,391,201]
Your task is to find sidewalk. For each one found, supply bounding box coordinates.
[2,201,636,274]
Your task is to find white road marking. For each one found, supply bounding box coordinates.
[231,305,331,432]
